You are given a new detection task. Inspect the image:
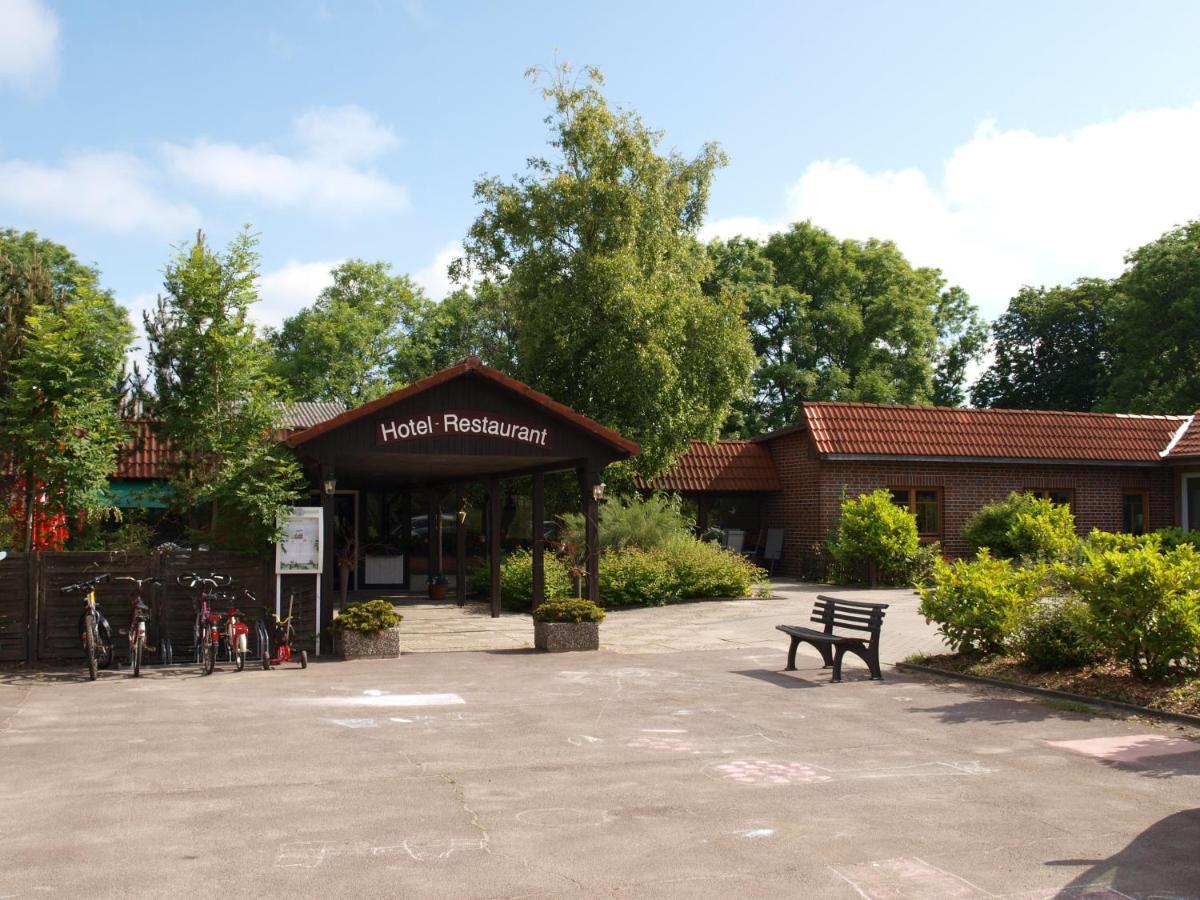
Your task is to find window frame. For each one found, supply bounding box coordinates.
[889,486,943,541]
[1024,487,1075,510]
[1121,489,1150,536]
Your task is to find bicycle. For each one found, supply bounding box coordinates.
[61,573,113,681]
[113,576,163,677]
[177,572,232,676]
[210,590,251,672]
[257,592,308,670]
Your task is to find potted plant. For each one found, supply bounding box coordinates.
[533,598,604,652]
[329,598,403,659]
[429,572,449,602]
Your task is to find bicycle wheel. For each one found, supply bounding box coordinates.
[132,635,143,677]
[204,640,216,675]
[235,648,245,672]
[298,650,308,670]
[84,614,98,681]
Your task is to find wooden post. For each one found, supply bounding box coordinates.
[25,552,37,663]
[579,466,600,605]
[531,471,545,611]
[400,491,412,590]
[320,484,335,651]
[455,486,467,607]
[428,491,443,580]
[487,479,501,618]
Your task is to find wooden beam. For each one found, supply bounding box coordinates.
[487,479,501,618]
[531,471,545,611]
[579,466,600,604]
[455,486,467,607]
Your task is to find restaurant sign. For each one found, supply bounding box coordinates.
[377,411,552,448]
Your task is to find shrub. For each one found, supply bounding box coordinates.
[471,549,573,612]
[917,550,1044,654]
[597,537,766,608]
[533,598,605,624]
[330,599,401,634]
[1057,542,1200,681]
[560,493,692,554]
[1156,527,1200,552]
[963,493,1079,561]
[1015,598,1102,672]
[826,490,921,585]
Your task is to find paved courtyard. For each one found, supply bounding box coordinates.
[2,597,1198,899]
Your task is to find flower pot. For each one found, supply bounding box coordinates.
[336,626,402,660]
[534,621,600,652]
[429,582,449,602]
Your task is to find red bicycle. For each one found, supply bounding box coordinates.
[256,592,308,670]
[178,572,231,676]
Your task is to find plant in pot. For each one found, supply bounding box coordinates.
[329,598,403,659]
[533,597,604,652]
[429,572,449,602]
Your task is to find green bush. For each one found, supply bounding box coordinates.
[471,549,573,612]
[560,493,693,554]
[1016,598,1102,672]
[1057,542,1200,681]
[330,599,401,634]
[72,509,153,552]
[597,537,766,608]
[1156,527,1200,551]
[917,550,1044,654]
[532,598,605,624]
[826,490,921,585]
[963,493,1078,561]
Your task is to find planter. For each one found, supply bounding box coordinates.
[336,626,402,660]
[534,621,600,652]
[429,582,449,602]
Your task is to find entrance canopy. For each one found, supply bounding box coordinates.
[284,357,639,624]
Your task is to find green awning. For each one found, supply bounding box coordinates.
[103,479,174,509]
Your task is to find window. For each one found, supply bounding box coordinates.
[890,487,941,539]
[1122,491,1148,535]
[1026,487,1074,508]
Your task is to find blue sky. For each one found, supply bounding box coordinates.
[4,0,1200,355]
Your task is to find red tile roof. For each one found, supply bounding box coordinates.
[758,401,1189,464]
[1164,414,1200,459]
[116,420,171,479]
[641,440,783,493]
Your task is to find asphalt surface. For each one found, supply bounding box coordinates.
[2,644,1199,898]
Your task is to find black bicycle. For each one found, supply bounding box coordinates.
[61,574,113,681]
[113,576,165,676]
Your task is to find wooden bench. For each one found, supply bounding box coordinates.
[776,595,888,682]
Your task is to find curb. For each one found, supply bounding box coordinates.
[894,661,1200,730]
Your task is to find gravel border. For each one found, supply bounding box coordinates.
[895,661,1200,729]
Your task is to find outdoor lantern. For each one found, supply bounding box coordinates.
[592,477,606,503]
[457,498,468,525]
[323,468,337,495]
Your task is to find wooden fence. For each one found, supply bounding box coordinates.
[0,551,294,664]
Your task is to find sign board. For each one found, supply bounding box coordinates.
[376,411,552,449]
[276,506,323,575]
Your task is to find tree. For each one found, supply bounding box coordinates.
[416,280,519,374]
[971,279,1114,411]
[1102,220,1200,413]
[0,247,132,551]
[267,260,432,406]
[706,222,981,434]
[145,229,303,546]
[454,63,754,477]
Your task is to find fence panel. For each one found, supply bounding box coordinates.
[159,551,273,660]
[0,554,31,662]
[38,552,155,661]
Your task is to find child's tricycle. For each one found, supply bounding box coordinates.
[257,592,308,670]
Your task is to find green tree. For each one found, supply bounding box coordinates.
[145,229,303,547]
[707,223,980,434]
[0,246,132,551]
[0,228,101,297]
[1103,220,1200,413]
[416,280,518,373]
[972,280,1114,411]
[268,259,431,406]
[453,63,754,478]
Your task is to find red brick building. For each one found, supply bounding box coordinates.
[649,402,1200,578]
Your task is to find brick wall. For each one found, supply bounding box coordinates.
[761,430,1179,576]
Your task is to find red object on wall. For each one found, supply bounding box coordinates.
[5,478,69,551]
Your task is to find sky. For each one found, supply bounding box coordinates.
[4,0,1200,364]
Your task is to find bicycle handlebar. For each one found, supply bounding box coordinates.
[176,572,233,589]
[114,576,162,588]
[60,573,110,594]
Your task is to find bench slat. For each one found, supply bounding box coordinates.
[809,616,876,633]
[811,606,882,621]
[815,595,890,610]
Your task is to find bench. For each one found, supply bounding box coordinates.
[776,595,888,682]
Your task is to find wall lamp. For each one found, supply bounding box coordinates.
[323,468,337,495]
[592,476,606,503]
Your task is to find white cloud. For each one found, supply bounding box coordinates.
[293,105,400,163]
[255,259,340,330]
[706,103,1200,318]
[413,241,461,300]
[163,106,408,217]
[0,0,59,95]
[698,216,779,243]
[0,151,198,234]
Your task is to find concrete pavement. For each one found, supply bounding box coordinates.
[2,637,1198,898]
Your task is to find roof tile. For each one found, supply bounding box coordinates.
[642,440,782,493]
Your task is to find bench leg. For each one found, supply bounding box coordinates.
[785,635,799,671]
[831,645,847,683]
[866,642,883,680]
[831,643,884,682]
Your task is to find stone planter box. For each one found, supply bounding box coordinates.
[336,627,402,660]
[534,621,599,652]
